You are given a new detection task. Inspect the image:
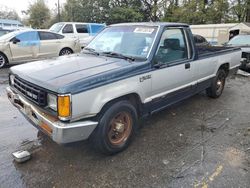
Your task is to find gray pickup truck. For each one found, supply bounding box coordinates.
[7,22,241,154]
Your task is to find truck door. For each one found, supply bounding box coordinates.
[9,31,39,62]
[150,27,197,111]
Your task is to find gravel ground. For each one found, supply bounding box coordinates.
[0,67,249,188]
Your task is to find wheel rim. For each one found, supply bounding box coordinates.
[0,55,5,68]
[216,73,225,95]
[108,111,132,146]
[60,49,72,56]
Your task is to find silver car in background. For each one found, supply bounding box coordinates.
[226,35,250,71]
[0,30,81,68]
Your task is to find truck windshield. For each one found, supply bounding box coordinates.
[87,25,158,59]
[49,23,64,33]
[228,35,250,46]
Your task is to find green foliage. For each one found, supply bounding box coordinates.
[229,0,249,22]
[26,0,250,28]
[61,0,145,24]
[162,0,231,24]
[108,7,144,24]
[27,0,51,28]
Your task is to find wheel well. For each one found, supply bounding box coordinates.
[218,63,229,76]
[98,93,143,118]
[59,47,73,54]
[0,51,9,64]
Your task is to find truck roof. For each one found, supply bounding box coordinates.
[110,22,189,27]
[55,22,106,25]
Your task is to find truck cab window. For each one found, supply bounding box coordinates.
[155,28,188,65]
[62,24,73,34]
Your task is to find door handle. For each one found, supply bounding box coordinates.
[185,63,190,69]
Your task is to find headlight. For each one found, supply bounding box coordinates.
[9,75,15,85]
[58,94,71,120]
[47,93,57,111]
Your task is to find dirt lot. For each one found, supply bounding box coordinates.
[0,66,249,188]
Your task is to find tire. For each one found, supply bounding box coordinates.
[91,100,138,155]
[59,48,73,56]
[206,69,226,98]
[0,53,7,69]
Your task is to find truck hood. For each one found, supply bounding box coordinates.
[10,53,150,94]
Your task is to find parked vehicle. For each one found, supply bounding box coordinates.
[0,28,13,37]
[49,22,105,48]
[226,35,250,71]
[193,34,210,46]
[0,30,81,68]
[7,22,241,155]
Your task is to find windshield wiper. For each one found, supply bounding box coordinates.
[83,47,100,56]
[101,51,135,62]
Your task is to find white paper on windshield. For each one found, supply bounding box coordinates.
[134,27,154,34]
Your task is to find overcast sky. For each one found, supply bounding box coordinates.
[0,0,66,18]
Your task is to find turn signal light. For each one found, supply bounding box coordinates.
[58,95,71,119]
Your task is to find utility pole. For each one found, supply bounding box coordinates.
[58,0,61,22]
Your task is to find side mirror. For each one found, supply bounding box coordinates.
[10,37,20,44]
[153,56,163,69]
[222,42,228,46]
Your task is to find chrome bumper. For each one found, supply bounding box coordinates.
[6,87,98,144]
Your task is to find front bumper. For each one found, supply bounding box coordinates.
[6,87,98,144]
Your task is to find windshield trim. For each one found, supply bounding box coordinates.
[146,25,160,59]
[49,23,64,33]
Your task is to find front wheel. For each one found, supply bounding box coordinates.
[0,53,7,68]
[91,101,138,155]
[206,69,226,98]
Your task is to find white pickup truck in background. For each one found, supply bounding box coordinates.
[49,22,105,48]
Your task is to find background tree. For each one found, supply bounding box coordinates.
[27,0,51,28]
[246,0,250,22]
[0,6,20,20]
[162,0,231,24]
[140,0,166,21]
[52,0,250,27]
[62,0,144,24]
[229,0,249,22]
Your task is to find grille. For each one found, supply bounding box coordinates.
[13,77,47,106]
[242,52,250,60]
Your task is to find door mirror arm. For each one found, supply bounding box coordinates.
[10,37,20,44]
[154,62,163,69]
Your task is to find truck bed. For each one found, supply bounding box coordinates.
[197,46,240,58]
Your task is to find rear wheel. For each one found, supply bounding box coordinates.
[59,48,73,56]
[206,69,226,98]
[91,101,138,155]
[0,53,7,68]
